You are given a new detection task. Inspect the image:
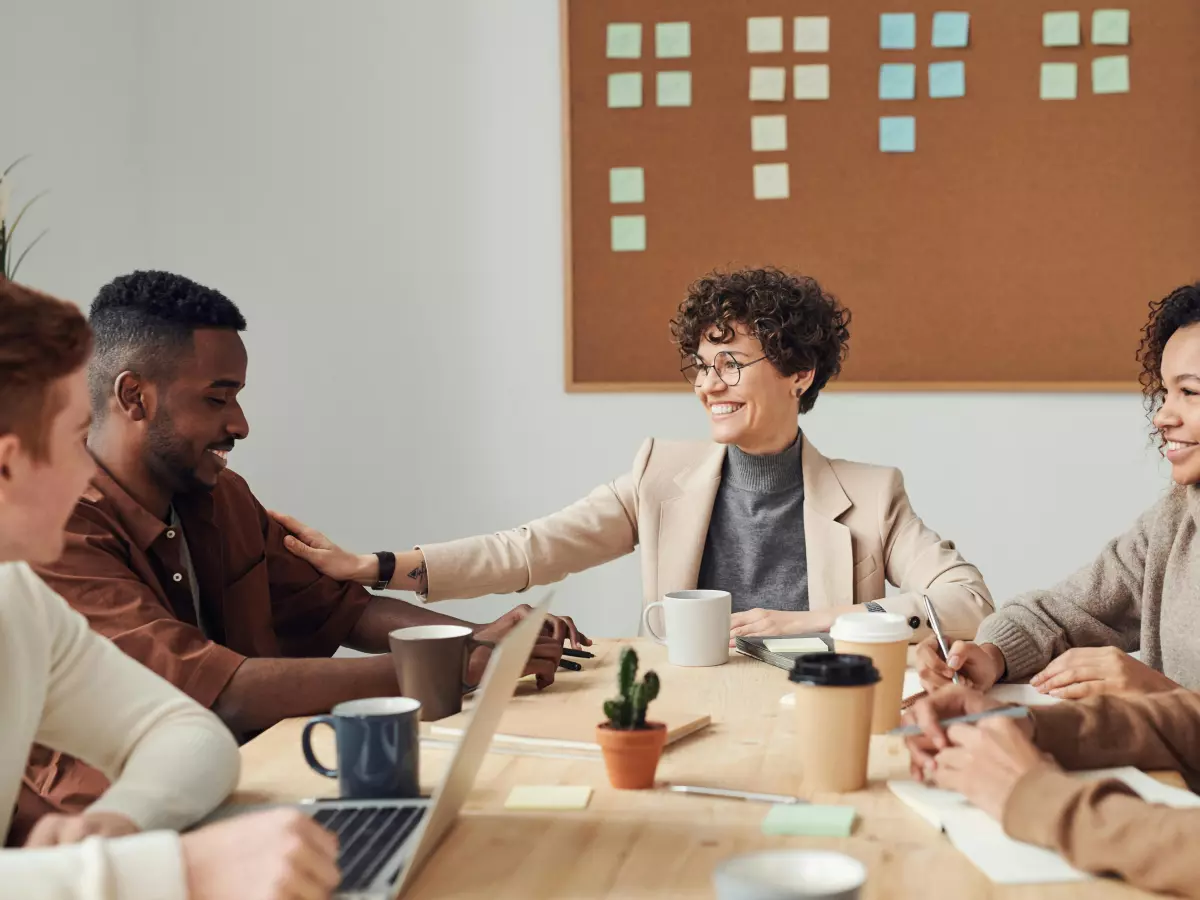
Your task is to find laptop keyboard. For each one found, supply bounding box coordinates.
[313,805,427,892]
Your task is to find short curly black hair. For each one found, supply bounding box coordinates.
[1137,282,1200,427]
[669,267,850,414]
[88,270,246,417]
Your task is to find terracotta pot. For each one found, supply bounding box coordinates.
[595,722,667,789]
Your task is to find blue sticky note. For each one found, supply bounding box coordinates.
[880,116,916,153]
[928,61,965,98]
[880,13,916,50]
[931,12,970,48]
[879,63,916,100]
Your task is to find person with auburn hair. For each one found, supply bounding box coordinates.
[916,283,1200,698]
[275,267,992,642]
[0,279,340,899]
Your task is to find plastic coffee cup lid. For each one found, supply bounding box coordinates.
[829,612,913,644]
[788,653,880,687]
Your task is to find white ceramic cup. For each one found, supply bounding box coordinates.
[641,590,731,667]
[712,850,867,900]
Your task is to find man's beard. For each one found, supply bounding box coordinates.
[145,406,213,495]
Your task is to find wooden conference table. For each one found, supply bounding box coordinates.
[234,640,1179,899]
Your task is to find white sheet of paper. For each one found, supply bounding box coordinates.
[750,115,787,152]
[890,767,1200,885]
[749,67,787,101]
[764,637,828,653]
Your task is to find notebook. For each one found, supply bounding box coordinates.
[889,767,1200,884]
[735,633,834,670]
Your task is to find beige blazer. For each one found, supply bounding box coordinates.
[420,437,993,641]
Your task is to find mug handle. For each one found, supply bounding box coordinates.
[462,636,497,693]
[642,601,667,644]
[301,716,339,779]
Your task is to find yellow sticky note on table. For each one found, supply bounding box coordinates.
[505,786,593,811]
[764,638,828,653]
[1092,9,1130,46]
[762,804,856,837]
[1092,55,1130,94]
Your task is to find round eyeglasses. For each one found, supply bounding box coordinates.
[680,351,769,387]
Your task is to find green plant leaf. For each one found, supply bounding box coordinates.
[2,155,31,178]
[9,229,48,280]
[5,191,48,244]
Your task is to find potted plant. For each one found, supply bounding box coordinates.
[595,646,666,789]
[0,156,49,281]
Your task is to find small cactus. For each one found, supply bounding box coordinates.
[603,647,660,730]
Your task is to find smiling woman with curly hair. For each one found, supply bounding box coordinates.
[916,280,1200,699]
[271,267,993,644]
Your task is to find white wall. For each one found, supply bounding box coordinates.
[7,0,1171,637]
[1,0,147,305]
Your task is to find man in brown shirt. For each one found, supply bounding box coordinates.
[17,270,583,839]
[905,685,1200,896]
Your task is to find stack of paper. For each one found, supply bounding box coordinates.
[889,768,1200,884]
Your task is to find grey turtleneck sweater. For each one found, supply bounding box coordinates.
[696,434,809,613]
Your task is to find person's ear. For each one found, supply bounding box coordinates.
[0,433,23,501]
[113,371,155,423]
[792,369,816,401]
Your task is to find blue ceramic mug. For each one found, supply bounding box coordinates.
[301,697,422,799]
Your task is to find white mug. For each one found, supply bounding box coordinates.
[642,590,731,667]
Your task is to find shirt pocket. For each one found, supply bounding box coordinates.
[221,556,275,653]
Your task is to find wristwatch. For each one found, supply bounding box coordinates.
[373,551,396,591]
[864,601,886,613]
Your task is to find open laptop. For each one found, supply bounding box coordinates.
[217,592,553,899]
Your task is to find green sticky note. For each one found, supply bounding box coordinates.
[879,116,915,153]
[931,11,969,48]
[609,167,644,204]
[928,61,966,99]
[1040,62,1077,100]
[747,16,784,53]
[880,13,916,50]
[1043,11,1081,47]
[656,22,690,59]
[657,71,691,107]
[762,804,856,837]
[1092,9,1130,45]
[1092,55,1130,94]
[607,72,642,109]
[879,63,916,100]
[606,23,642,59]
[611,215,646,252]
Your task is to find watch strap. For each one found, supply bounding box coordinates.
[373,551,396,591]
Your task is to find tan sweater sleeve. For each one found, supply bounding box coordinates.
[418,438,651,602]
[1029,689,1200,775]
[1004,767,1200,898]
[974,493,1169,681]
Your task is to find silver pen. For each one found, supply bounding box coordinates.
[923,593,959,685]
[889,704,1030,737]
[665,784,804,805]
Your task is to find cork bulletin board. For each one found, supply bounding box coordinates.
[561,0,1200,391]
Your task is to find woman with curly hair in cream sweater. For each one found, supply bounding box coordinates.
[272,267,992,645]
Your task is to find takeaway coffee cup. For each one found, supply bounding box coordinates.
[830,612,913,734]
[789,653,880,793]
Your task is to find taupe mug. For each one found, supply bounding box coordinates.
[387,625,495,721]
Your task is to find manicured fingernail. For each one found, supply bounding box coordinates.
[947,656,960,668]
[1050,689,1063,698]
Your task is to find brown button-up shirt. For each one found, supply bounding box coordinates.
[15,465,371,837]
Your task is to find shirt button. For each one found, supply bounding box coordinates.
[165,530,176,539]
[173,573,184,583]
